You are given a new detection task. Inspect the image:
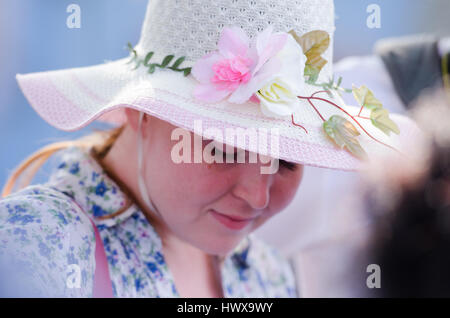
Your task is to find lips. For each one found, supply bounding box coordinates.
[209,209,257,230]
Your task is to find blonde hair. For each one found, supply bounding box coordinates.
[1,125,126,203]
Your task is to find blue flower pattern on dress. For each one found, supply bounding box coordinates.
[92,204,109,218]
[69,162,80,175]
[0,146,298,297]
[95,180,108,197]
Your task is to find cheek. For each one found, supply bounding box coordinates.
[172,164,219,192]
[178,163,237,206]
[154,158,236,214]
[147,129,235,216]
[268,167,304,214]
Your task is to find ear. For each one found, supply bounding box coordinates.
[125,108,149,138]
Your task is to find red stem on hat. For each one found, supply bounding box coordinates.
[311,90,328,98]
[291,114,308,134]
[357,106,364,117]
[297,91,401,154]
[305,95,326,122]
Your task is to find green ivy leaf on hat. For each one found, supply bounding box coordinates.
[352,85,383,111]
[323,115,368,159]
[352,85,400,136]
[288,30,330,83]
[370,108,400,136]
[125,42,192,76]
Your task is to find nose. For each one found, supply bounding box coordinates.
[231,165,274,210]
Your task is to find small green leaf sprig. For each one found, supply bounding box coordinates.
[126,42,191,76]
[310,75,353,97]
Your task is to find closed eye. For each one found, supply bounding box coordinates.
[279,159,298,171]
[211,146,238,161]
[207,139,298,171]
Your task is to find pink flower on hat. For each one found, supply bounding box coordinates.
[192,25,288,104]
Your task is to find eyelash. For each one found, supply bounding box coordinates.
[211,147,298,172]
[211,146,238,161]
[279,160,298,171]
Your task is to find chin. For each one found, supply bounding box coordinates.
[197,235,248,258]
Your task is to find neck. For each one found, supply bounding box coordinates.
[100,125,161,226]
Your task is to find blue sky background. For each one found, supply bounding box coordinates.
[1,0,449,188]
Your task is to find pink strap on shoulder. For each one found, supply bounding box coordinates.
[71,199,114,297]
[89,218,114,298]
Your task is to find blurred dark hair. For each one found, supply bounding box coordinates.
[363,90,450,297]
[366,140,449,297]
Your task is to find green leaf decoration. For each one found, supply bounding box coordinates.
[304,64,320,84]
[171,56,186,69]
[143,52,154,66]
[183,68,191,76]
[370,108,400,136]
[126,42,138,64]
[289,30,330,81]
[148,64,156,74]
[352,85,400,136]
[288,31,354,97]
[125,43,191,77]
[161,55,174,67]
[309,75,352,95]
[352,85,383,111]
[323,115,368,159]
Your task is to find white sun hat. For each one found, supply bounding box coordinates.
[16,0,423,171]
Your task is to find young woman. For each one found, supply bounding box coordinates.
[1,108,303,297]
[0,0,418,297]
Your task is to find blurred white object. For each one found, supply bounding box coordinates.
[438,36,450,56]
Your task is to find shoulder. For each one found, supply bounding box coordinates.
[248,234,298,297]
[0,184,94,236]
[0,184,96,297]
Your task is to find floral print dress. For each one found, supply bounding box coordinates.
[0,146,298,297]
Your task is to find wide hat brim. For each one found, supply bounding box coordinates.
[16,56,423,171]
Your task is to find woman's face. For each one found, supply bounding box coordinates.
[137,113,304,257]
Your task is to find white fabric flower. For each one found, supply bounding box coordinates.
[255,34,307,117]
